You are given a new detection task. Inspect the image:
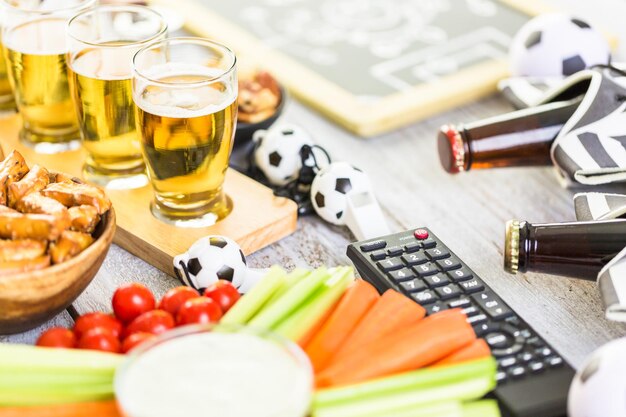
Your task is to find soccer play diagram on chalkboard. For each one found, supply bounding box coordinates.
[155,0,549,136]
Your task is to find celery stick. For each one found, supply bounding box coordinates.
[0,382,114,406]
[248,267,329,329]
[0,344,123,375]
[0,371,113,387]
[274,267,353,341]
[315,358,496,407]
[265,268,311,307]
[313,401,462,417]
[462,400,501,417]
[221,266,287,325]
[312,377,493,417]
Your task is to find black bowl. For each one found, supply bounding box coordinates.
[234,84,287,148]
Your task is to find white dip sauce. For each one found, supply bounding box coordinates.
[116,332,312,417]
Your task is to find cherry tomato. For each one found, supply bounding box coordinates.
[112,283,156,323]
[77,328,121,353]
[204,280,240,313]
[176,297,223,326]
[121,332,156,354]
[73,312,123,339]
[125,309,175,337]
[36,327,76,348]
[158,287,200,317]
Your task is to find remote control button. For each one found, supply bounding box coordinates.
[461,306,480,317]
[425,247,450,260]
[526,336,545,348]
[411,290,437,305]
[413,262,438,277]
[447,267,473,282]
[399,278,426,293]
[529,361,545,373]
[424,274,450,288]
[435,256,462,271]
[448,298,471,308]
[370,250,387,261]
[404,242,421,253]
[496,371,507,383]
[492,342,524,357]
[360,240,386,252]
[420,237,437,249]
[472,292,513,320]
[499,357,517,368]
[377,258,403,272]
[387,246,403,256]
[508,366,526,380]
[485,332,511,349]
[401,252,428,266]
[546,356,564,368]
[518,352,534,363]
[459,279,484,294]
[536,347,552,358]
[388,267,415,282]
[473,322,491,337]
[414,229,429,240]
[467,313,487,325]
[520,329,532,339]
[504,316,521,327]
[426,302,447,315]
[435,284,462,300]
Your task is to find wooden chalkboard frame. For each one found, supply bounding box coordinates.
[153,0,552,136]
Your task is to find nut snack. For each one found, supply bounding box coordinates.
[238,71,282,124]
[0,150,112,275]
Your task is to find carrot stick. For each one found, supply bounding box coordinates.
[304,280,380,371]
[327,289,425,366]
[433,339,491,367]
[0,400,121,417]
[316,309,476,388]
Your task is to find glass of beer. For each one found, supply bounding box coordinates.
[132,38,237,227]
[67,5,167,189]
[1,0,95,153]
[0,14,15,113]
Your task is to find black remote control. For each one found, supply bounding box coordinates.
[347,227,575,417]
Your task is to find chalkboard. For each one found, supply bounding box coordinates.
[154,0,550,136]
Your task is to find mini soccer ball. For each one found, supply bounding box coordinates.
[173,236,247,293]
[311,162,371,226]
[510,14,610,77]
[253,124,314,186]
[568,337,626,417]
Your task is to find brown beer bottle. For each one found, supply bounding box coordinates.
[438,99,580,174]
[504,219,626,280]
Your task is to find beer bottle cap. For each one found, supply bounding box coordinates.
[437,125,466,174]
[505,220,521,274]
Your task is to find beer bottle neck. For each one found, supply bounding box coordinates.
[438,99,580,174]
[505,219,626,280]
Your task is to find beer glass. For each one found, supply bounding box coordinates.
[132,38,237,227]
[1,0,95,153]
[67,5,167,189]
[0,10,14,113]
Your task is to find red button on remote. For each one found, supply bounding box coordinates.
[414,229,429,240]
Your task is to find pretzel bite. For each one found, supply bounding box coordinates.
[41,182,111,215]
[68,205,101,234]
[0,239,47,261]
[0,255,51,276]
[0,150,29,206]
[15,192,71,231]
[48,172,78,184]
[0,212,64,241]
[0,205,18,214]
[49,231,94,264]
[7,165,50,208]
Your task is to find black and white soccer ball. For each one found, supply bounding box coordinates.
[310,162,371,226]
[568,337,626,417]
[510,14,610,77]
[173,236,247,293]
[253,124,314,186]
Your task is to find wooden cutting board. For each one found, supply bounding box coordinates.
[0,115,298,275]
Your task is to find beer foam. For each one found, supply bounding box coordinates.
[4,18,68,55]
[134,63,237,118]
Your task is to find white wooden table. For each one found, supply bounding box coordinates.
[4,0,626,371]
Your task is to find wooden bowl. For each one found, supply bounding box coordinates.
[0,207,116,334]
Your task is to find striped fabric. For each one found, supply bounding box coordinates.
[497,76,562,109]
[549,68,626,185]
